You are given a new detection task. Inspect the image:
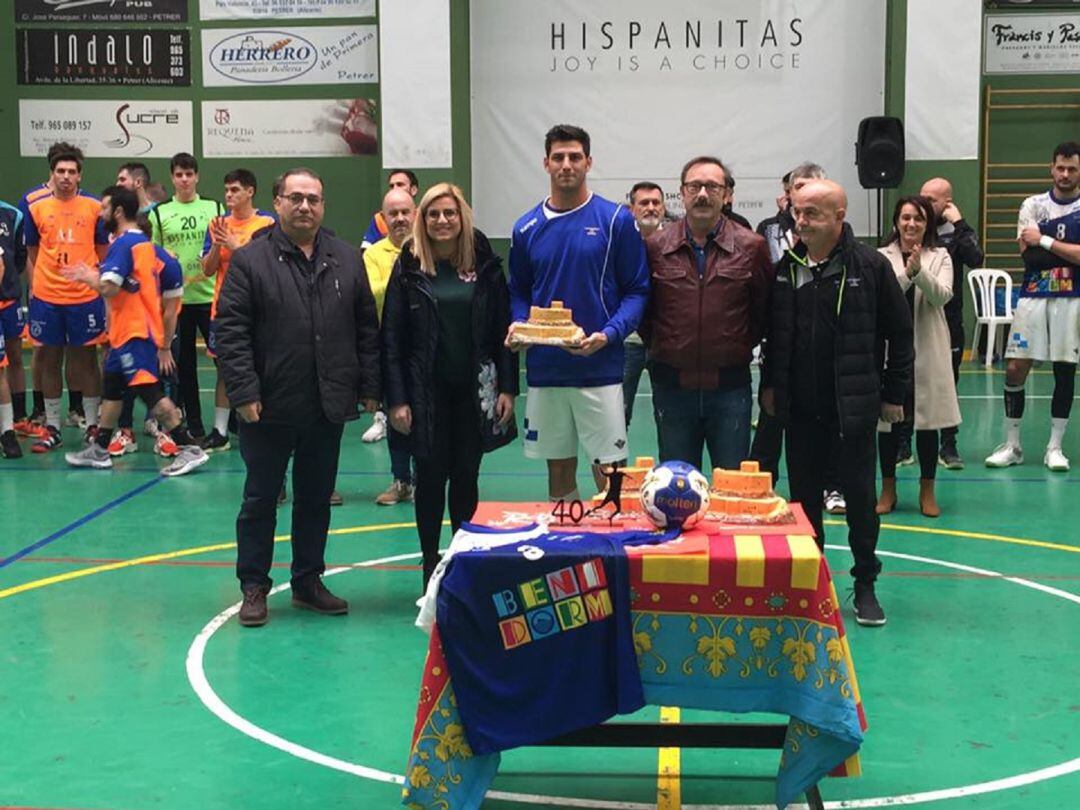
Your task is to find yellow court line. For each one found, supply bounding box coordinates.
[824,519,1080,554]
[0,521,423,601]
[657,706,681,810]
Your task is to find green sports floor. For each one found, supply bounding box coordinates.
[2,355,1078,810]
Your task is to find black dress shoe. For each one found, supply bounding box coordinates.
[292,577,348,615]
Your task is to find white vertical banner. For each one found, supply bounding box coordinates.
[379,0,452,168]
[904,0,981,160]
[470,1,887,238]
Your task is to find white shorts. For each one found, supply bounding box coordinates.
[1005,297,1080,364]
[523,384,628,463]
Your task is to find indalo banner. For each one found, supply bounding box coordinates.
[17,29,191,87]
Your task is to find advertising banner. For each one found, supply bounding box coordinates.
[201,26,376,86]
[15,0,187,23]
[470,0,887,237]
[20,99,193,158]
[199,0,373,22]
[202,98,377,157]
[17,29,191,87]
[984,13,1080,74]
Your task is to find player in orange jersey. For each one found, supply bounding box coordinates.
[24,144,109,453]
[200,169,276,452]
[62,186,207,476]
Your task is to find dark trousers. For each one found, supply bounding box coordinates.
[622,341,647,426]
[178,303,212,434]
[235,418,344,590]
[388,423,413,483]
[653,378,751,472]
[750,409,784,486]
[786,415,881,584]
[942,312,964,446]
[414,381,482,586]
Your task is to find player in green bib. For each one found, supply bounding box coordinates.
[150,153,224,439]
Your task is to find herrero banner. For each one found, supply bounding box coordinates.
[470,0,887,237]
[17,29,191,87]
[14,0,187,23]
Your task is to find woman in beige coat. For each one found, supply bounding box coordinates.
[876,196,961,517]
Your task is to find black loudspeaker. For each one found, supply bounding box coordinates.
[856,117,905,189]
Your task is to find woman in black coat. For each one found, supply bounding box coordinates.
[381,182,518,588]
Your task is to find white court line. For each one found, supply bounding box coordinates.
[186,544,1080,809]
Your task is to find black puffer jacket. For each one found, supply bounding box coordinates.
[762,223,913,436]
[381,230,519,458]
[216,224,380,425]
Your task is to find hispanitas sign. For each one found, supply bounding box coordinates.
[493,557,614,650]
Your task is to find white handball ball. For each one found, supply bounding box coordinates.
[639,460,711,529]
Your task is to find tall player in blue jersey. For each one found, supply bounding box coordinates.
[507,124,650,501]
[986,142,1080,472]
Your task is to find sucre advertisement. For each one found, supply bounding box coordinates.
[17,29,191,87]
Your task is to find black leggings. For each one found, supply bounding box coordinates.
[880,428,939,480]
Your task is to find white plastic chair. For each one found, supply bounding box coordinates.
[967,269,1014,368]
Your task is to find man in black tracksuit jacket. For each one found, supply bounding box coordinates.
[216,168,381,627]
[761,180,913,627]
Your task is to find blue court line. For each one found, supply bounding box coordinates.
[0,476,164,570]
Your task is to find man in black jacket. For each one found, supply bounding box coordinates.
[761,180,913,627]
[216,168,380,627]
[920,178,984,469]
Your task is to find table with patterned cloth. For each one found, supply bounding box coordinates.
[403,503,867,810]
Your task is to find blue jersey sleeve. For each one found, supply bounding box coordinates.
[600,208,649,344]
[508,221,534,324]
[22,200,41,247]
[201,223,214,258]
[99,235,135,288]
[361,214,383,249]
[155,245,184,296]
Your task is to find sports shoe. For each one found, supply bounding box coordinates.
[154,432,180,457]
[65,442,113,469]
[66,408,87,429]
[896,439,915,467]
[31,425,63,454]
[938,441,965,470]
[143,418,160,438]
[362,411,387,442]
[375,479,414,506]
[83,425,99,446]
[824,490,846,515]
[1,430,22,459]
[108,428,138,457]
[160,445,209,477]
[292,577,348,615]
[14,418,47,439]
[1044,446,1070,472]
[200,429,231,453]
[852,582,886,627]
[239,584,270,627]
[985,443,1023,468]
[329,489,344,506]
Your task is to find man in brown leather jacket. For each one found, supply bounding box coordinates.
[639,155,772,473]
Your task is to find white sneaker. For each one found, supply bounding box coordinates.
[161,445,209,477]
[1044,446,1070,472]
[362,411,387,443]
[824,490,846,514]
[143,418,160,438]
[985,443,1024,468]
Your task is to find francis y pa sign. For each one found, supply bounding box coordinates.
[17,29,191,86]
[199,0,373,21]
[470,0,886,238]
[202,98,376,157]
[984,13,1080,74]
[19,99,193,158]
[201,26,376,86]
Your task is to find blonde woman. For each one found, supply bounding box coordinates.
[877,196,960,517]
[381,183,518,588]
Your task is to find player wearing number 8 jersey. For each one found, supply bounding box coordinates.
[987,142,1080,472]
[24,143,109,453]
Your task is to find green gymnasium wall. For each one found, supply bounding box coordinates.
[0,1,1072,257]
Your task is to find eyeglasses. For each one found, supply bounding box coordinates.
[426,208,459,221]
[682,182,726,197]
[279,193,323,207]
